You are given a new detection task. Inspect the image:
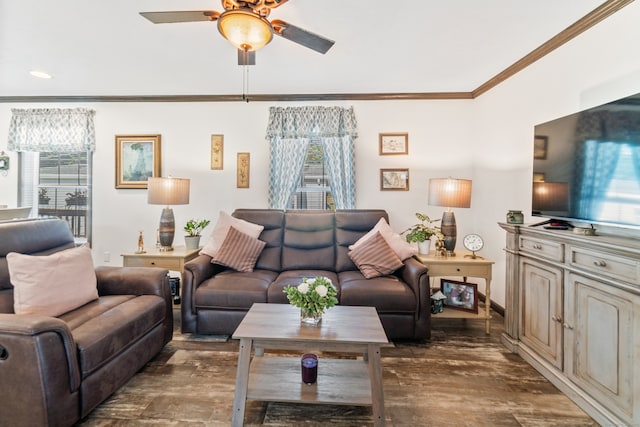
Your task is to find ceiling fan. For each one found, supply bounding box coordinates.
[140,0,335,65]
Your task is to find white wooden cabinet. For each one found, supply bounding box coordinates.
[500,223,640,427]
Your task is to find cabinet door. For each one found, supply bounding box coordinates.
[565,273,635,423]
[519,258,563,370]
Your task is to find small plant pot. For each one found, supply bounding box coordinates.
[184,235,201,250]
[417,239,431,255]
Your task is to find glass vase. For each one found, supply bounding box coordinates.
[300,309,322,326]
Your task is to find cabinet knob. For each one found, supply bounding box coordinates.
[551,316,562,323]
[593,260,607,267]
[151,262,156,265]
[563,323,574,330]
[533,244,543,250]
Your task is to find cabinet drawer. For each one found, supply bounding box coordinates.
[123,256,182,270]
[519,236,564,262]
[569,247,639,285]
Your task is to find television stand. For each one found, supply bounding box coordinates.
[530,219,574,229]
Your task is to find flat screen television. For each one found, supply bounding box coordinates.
[532,92,640,229]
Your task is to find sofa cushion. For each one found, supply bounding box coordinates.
[282,211,335,271]
[64,294,166,377]
[7,245,99,316]
[200,211,264,258]
[338,271,417,313]
[335,210,389,272]
[350,217,416,261]
[268,270,340,304]
[232,209,285,272]
[212,226,266,272]
[195,269,277,309]
[348,232,404,278]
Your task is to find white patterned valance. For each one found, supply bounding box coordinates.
[265,106,358,139]
[8,108,96,152]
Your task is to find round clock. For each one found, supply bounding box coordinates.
[463,233,484,258]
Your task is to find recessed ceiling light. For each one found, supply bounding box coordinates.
[29,70,52,79]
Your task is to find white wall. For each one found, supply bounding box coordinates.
[1,1,639,308]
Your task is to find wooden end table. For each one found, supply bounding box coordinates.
[416,253,494,334]
[231,303,388,426]
[121,245,200,273]
[121,245,200,303]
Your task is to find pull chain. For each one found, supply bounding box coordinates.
[242,65,250,103]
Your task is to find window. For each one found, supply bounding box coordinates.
[288,141,335,210]
[19,151,92,243]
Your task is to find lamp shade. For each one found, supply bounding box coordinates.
[217,9,273,51]
[147,177,190,206]
[428,178,472,209]
[532,182,569,212]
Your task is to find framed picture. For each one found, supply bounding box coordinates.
[210,134,224,170]
[534,135,548,160]
[440,279,478,313]
[237,152,250,188]
[379,133,408,155]
[380,168,409,191]
[115,135,161,189]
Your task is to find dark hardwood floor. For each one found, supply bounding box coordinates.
[79,308,597,426]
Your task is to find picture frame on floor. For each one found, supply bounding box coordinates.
[115,134,161,189]
[380,168,409,191]
[440,279,478,313]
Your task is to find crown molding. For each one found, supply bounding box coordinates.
[0,0,632,104]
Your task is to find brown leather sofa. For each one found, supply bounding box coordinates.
[0,218,173,426]
[182,209,431,341]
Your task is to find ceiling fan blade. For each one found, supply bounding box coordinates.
[238,49,256,66]
[139,11,220,24]
[271,20,334,54]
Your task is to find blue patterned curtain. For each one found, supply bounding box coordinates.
[268,137,310,209]
[8,108,96,152]
[321,136,355,209]
[266,106,358,209]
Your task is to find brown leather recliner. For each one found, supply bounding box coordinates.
[182,209,431,341]
[0,218,173,426]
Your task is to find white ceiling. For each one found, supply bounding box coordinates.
[0,0,612,98]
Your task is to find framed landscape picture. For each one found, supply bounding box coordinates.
[115,135,161,189]
[379,133,408,155]
[440,279,478,313]
[380,168,409,191]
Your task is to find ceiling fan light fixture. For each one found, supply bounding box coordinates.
[217,9,273,52]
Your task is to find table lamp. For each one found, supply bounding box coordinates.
[147,177,190,251]
[428,177,472,256]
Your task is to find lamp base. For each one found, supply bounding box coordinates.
[158,207,175,252]
[441,211,457,256]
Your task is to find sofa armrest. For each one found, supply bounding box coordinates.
[95,266,169,297]
[397,257,431,339]
[0,314,80,391]
[0,313,83,424]
[95,266,173,344]
[181,254,225,333]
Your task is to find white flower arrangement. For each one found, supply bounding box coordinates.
[283,276,338,316]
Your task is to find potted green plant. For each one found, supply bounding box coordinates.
[402,212,443,255]
[184,218,211,250]
[38,188,50,205]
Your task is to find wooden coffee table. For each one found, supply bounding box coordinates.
[231,303,388,426]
